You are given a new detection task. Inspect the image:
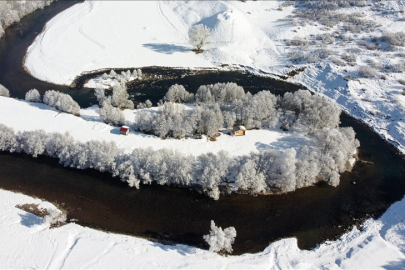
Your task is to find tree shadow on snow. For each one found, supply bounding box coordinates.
[382,259,405,270]
[18,212,44,227]
[142,43,190,54]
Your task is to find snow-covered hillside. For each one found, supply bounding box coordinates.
[24,1,288,86]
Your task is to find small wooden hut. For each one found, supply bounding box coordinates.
[233,125,246,136]
[120,126,130,136]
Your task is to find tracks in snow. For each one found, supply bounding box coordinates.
[78,25,105,51]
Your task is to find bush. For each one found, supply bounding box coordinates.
[358,66,377,78]
[330,56,346,66]
[382,32,405,47]
[25,89,41,103]
[342,53,357,63]
[99,99,125,126]
[0,84,10,97]
[203,220,236,254]
[43,90,80,116]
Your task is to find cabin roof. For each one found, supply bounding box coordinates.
[120,126,129,131]
[233,125,246,131]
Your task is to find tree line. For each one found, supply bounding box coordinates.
[0,122,359,200]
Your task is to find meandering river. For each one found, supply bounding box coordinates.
[0,0,404,255]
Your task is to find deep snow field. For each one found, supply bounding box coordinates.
[1,0,405,268]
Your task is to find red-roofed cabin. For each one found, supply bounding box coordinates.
[120,126,130,136]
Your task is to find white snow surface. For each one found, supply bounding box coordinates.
[2,187,405,269]
[24,1,287,86]
[4,0,405,268]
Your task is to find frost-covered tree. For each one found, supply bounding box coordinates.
[203,220,236,254]
[0,84,10,97]
[137,69,142,78]
[99,99,125,126]
[164,84,194,103]
[94,86,106,106]
[102,73,108,80]
[25,89,41,103]
[145,99,153,108]
[45,132,74,158]
[111,81,134,109]
[16,130,47,157]
[43,90,80,116]
[196,151,229,200]
[188,24,211,51]
[236,158,266,193]
[196,82,244,103]
[0,124,17,152]
[109,70,117,77]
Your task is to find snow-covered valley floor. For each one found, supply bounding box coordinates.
[1,0,405,268]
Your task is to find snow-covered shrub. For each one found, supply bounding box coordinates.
[382,32,405,47]
[330,56,346,66]
[289,36,308,46]
[321,33,335,44]
[137,69,142,78]
[145,99,152,108]
[44,208,67,226]
[25,89,41,103]
[43,90,80,116]
[0,124,17,152]
[342,53,357,63]
[358,66,377,78]
[188,24,211,51]
[203,220,236,254]
[370,60,383,70]
[0,84,10,97]
[164,84,194,103]
[99,99,125,126]
[398,79,405,86]
[386,61,405,73]
[109,70,116,77]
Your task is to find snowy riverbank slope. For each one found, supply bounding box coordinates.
[2,187,405,269]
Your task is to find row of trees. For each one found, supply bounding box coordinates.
[0,123,359,200]
[135,84,341,138]
[0,0,54,39]
[24,89,81,116]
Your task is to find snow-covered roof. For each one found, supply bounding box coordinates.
[233,125,246,131]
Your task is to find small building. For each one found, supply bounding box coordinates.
[120,126,130,136]
[233,125,246,136]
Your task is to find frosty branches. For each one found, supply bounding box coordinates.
[189,24,211,51]
[43,90,80,116]
[203,220,236,254]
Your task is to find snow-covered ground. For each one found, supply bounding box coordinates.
[2,187,405,269]
[1,0,404,268]
[0,97,311,157]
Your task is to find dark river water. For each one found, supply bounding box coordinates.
[0,0,405,255]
